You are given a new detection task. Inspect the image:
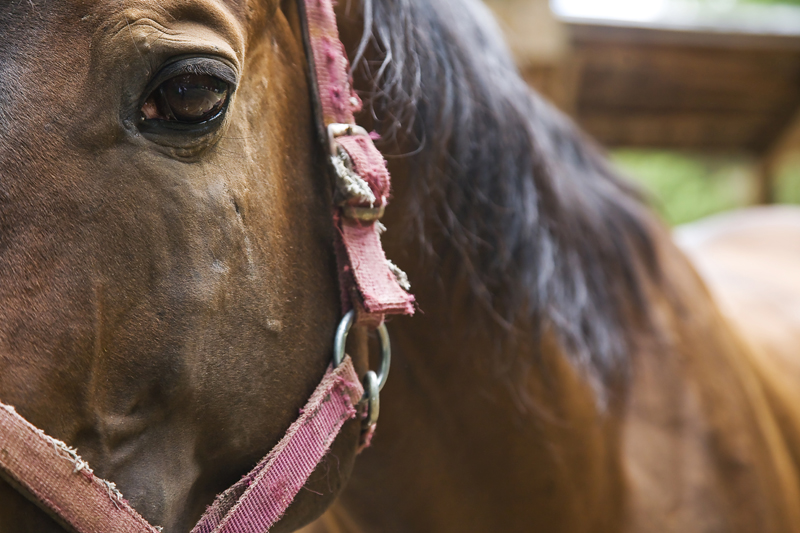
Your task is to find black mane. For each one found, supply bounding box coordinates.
[354,0,659,389]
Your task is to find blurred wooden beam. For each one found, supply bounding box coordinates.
[579,110,785,152]
[483,0,568,64]
[491,5,800,167]
[756,158,777,204]
[521,53,584,115]
[568,21,800,53]
[757,107,800,203]
[563,22,800,153]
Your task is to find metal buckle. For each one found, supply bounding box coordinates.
[327,123,370,156]
[327,123,386,222]
[332,309,390,428]
[327,123,375,208]
[343,205,385,222]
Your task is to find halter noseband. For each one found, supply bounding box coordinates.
[0,0,413,531]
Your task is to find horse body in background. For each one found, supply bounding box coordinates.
[678,206,800,493]
[301,1,800,531]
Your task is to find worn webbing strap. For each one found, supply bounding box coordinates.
[0,403,160,533]
[0,357,363,533]
[190,357,363,533]
[298,0,414,326]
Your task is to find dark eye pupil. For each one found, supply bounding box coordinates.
[150,73,230,124]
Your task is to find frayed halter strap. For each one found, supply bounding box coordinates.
[299,0,415,327]
[0,0,413,531]
[0,358,362,533]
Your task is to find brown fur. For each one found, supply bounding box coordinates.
[0,1,368,531]
[300,202,800,533]
[3,0,800,532]
[298,3,800,532]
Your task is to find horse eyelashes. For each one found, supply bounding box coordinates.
[139,57,237,128]
[141,73,230,124]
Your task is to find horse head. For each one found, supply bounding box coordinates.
[0,1,369,531]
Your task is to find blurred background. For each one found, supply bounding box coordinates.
[484,0,800,225]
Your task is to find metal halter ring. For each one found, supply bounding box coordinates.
[333,309,390,428]
[361,370,380,429]
[333,309,391,391]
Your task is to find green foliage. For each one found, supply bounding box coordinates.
[611,150,800,226]
[694,0,800,5]
[738,0,800,4]
[775,156,800,203]
[611,150,755,226]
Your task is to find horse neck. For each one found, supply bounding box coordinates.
[327,184,800,532]
[324,182,629,531]
[359,305,625,530]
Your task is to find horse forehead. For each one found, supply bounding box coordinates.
[3,0,263,55]
[93,0,255,61]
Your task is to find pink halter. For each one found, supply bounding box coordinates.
[0,0,413,531]
[302,0,415,326]
[0,358,361,533]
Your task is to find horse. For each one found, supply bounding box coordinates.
[0,1,377,531]
[295,0,800,531]
[4,1,800,532]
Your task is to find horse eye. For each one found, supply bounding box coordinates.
[141,73,230,124]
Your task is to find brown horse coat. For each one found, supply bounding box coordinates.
[3,0,800,531]
[0,1,369,531]
[300,1,800,532]
[302,209,800,533]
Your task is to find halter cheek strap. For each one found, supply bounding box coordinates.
[299,0,415,327]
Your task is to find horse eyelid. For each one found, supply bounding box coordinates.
[142,57,238,103]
